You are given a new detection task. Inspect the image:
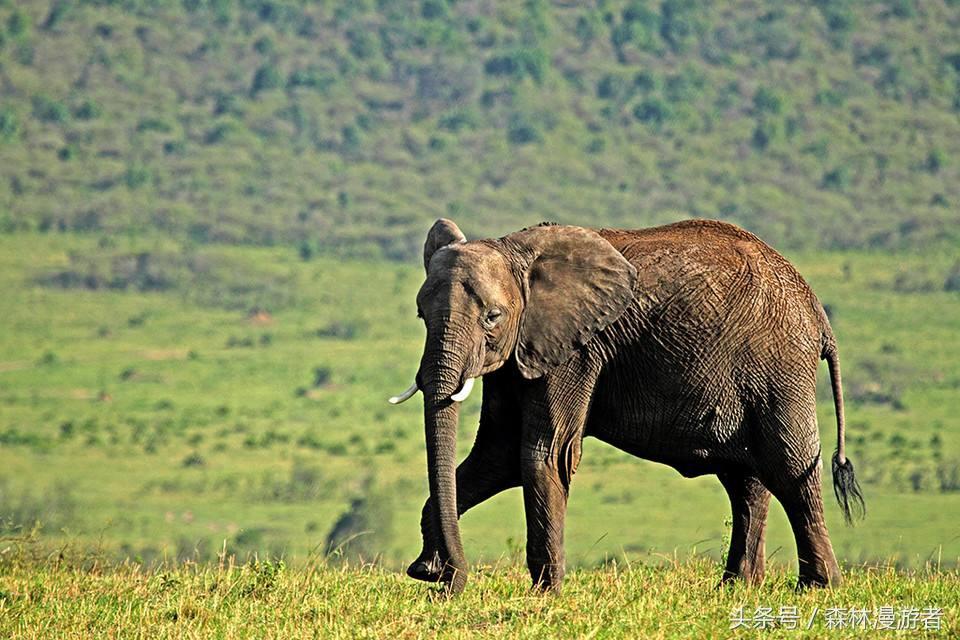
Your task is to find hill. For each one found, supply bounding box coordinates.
[1,0,959,259]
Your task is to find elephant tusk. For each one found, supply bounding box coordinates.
[388,382,419,405]
[449,377,475,402]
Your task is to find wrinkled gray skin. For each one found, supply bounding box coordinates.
[400,218,861,595]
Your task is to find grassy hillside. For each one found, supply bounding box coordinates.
[0,233,958,571]
[0,560,957,638]
[1,0,960,258]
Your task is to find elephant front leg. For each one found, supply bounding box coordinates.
[718,473,771,586]
[521,454,571,591]
[407,447,520,582]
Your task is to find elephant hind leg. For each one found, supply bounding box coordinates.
[718,472,770,586]
[752,390,842,589]
[774,462,842,589]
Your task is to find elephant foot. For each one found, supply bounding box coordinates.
[406,550,443,583]
[528,560,565,593]
[796,572,841,591]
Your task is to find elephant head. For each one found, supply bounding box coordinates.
[389,219,637,593]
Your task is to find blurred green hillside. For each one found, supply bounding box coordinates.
[1,0,959,258]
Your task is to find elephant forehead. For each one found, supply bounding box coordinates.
[429,244,508,278]
[423,245,515,300]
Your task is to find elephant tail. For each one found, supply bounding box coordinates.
[822,341,866,525]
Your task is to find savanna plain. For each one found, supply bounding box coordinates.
[2,0,960,636]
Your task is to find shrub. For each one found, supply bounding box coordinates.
[753,87,784,115]
[251,64,283,96]
[315,321,365,340]
[0,108,19,143]
[181,452,206,468]
[659,0,702,53]
[937,459,960,492]
[287,67,335,93]
[313,366,332,387]
[325,482,394,563]
[136,118,172,133]
[32,95,69,123]
[944,262,960,292]
[633,98,670,127]
[821,166,850,190]
[484,48,547,83]
[42,1,72,30]
[507,113,542,145]
[73,100,103,120]
[124,165,151,189]
[925,148,946,174]
[751,118,782,151]
[6,10,29,38]
[347,27,378,59]
[597,74,628,100]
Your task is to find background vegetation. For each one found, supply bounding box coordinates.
[0,1,958,631]
[1,0,959,258]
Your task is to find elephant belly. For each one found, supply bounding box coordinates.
[585,371,751,477]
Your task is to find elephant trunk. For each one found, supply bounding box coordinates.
[421,353,469,594]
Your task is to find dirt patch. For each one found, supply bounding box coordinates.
[247,308,274,326]
[0,360,33,373]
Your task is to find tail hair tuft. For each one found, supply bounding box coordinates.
[832,451,866,525]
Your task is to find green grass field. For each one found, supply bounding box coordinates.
[0,559,956,638]
[1,233,958,576]
[2,1,959,633]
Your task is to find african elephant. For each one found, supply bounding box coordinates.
[389,218,864,595]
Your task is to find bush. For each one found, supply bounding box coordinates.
[0,108,19,143]
[484,48,547,83]
[821,166,850,190]
[659,0,702,53]
[124,165,151,189]
[42,1,71,30]
[0,478,77,533]
[753,87,784,115]
[325,482,394,563]
[71,99,100,120]
[347,28,379,59]
[944,262,960,292]
[7,10,29,38]
[937,459,960,492]
[32,95,69,123]
[313,366,332,387]
[181,452,206,468]
[315,321,365,340]
[507,113,542,145]
[597,74,628,100]
[633,98,670,127]
[251,64,283,96]
[925,148,946,174]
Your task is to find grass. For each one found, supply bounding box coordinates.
[0,558,956,638]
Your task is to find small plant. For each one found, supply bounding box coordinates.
[313,366,332,387]
[325,480,394,564]
[31,95,69,124]
[181,452,206,468]
[250,64,282,96]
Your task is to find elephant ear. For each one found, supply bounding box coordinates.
[510,224,637,379]
[423,218,466,272]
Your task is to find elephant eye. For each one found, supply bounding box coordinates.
[484,308,502,326]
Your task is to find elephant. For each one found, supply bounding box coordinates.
[388,218,864,595]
